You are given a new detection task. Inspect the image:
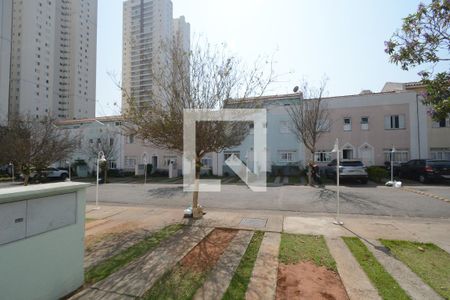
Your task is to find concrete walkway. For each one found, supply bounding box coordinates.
[246,232,281,300]
[194,230,254,300]
[72,226,213,299]
[325,237,381,300]
[363,239,443,300]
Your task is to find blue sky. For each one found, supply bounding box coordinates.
[95,0,425,116]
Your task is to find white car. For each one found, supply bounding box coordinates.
[21,167,69,181]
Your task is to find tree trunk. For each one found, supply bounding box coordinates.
[23,174,29,186]
[192,156,203,219]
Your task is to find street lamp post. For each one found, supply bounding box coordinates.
[331,138,343,225]
[66,160,71,181]
[9,162,14,183]
[391,145,396,183]
[143,153,148,185]
[95,151,107,209]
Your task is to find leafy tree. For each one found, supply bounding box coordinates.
[0,116,79,185]
[385,0,449,120]
[123,38,274,218]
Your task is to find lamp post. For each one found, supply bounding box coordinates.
[143,153,148,185]
[9,162,14,183]
[391,145,396,183]
[66,160,71,181]
[331,138,343,225]
[95,151,107,209]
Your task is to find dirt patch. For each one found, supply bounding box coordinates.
[180,228,238,273]
[276,261,348,300]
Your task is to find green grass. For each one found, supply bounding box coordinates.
[343,237,410,300]
[85,223,183,284]
[380,239,450,299]
[287,176,302,185]
[279,233,337,271]
[222,231,264,300]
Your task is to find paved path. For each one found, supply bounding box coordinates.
[246,232,281,300]
[194,230,254,300]
[363,239,443,300]
[325,237,381,300]
[72,226,213,299]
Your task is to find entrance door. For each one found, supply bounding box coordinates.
[152,156,157,173]
[359,145,374,166]
[342,149,353,160]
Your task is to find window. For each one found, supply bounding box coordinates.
[343,117,352,131]
[315,151,331,162]
[224,151,240,161]
[430,148,450,160]
[279,121,290,133]
[361,117,369,130]
[109,161,117,169]
[384,115,405,129]
[163,156,177,166]
[279,151,295,162]
[432,117,450,128]
[127,134,134,144]
[201,157,212,168]
[383,150,409,163]
[125,156,137,168]
[342,149,353,159]
[109,138,114,147]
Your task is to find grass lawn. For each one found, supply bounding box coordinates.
[380,239,450,299]
[279,233,336,271]
[84,223,183,285]
[222,231,264,300]
[343,237,410,300]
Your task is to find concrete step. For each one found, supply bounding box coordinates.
[194,230,254,299]
[71,226,213,299]
[246,232,281,300]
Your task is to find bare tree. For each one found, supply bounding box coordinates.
[83,130,119,183]
[123,38,275,218]
[0,116,79,185]
[287,80,330,186]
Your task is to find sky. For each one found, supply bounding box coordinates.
[95,0,426,117]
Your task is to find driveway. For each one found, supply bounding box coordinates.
[86,182,450,219]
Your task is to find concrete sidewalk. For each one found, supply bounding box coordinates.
[86,203,450,254]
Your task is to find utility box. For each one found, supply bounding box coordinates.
[0,182,89,300]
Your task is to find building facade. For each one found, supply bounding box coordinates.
[7,0,97,120]
[0,0,12,122]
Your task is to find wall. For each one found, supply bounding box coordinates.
[0,182,88,300]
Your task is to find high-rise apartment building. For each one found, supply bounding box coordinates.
[122,0,190,109]
[0,0,12,122]
[7,0,97,120]
[173,16,190,54]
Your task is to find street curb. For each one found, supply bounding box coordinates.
[401,187,450,203]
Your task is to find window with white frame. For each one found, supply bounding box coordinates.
[383,150,409,163]
[201,157,213,168]
[430,148,450,160]
[361,117,369,130]
[315,151,332,162]
[163,156,177,166]
[432,117,450,128]
[124,156,137,168]
[343,117,352,131]
[109,160,117,169]
[279,121,290,133]
[384,115,405,129]
[127,134,135,144]
[279,151,295,162]
[224,151,240,161]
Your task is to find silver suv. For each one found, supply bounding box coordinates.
[325,159,368,184]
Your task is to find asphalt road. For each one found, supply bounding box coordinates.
[86,182,450,219]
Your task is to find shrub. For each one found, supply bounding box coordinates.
[367,166,388,183]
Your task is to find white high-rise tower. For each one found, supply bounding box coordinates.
[8,0,97,120]
[0,0,12,122]
[122,0,190,109]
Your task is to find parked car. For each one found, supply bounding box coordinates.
[398,159,450,183]
[21,167,69,181]
[325,159,369,184]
